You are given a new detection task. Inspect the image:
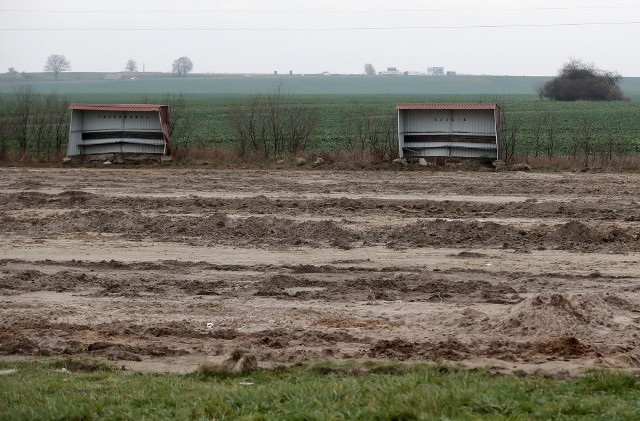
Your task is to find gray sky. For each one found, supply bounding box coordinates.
[1,0,639,76]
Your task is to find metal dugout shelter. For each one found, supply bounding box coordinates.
[397,103,500,159]
[67,104,171,156]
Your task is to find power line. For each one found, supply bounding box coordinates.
[1,6,639,14]
[2,21,639,31]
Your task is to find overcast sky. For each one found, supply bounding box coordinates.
[1,0,639,76]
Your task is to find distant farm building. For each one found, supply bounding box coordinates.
[397,104,500,159]
[379,67,400,76]
[67,104,170,156]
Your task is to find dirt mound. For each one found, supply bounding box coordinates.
[161,213,230,238]
[36,210,148,234]
[316,317,401,329]
[4,206,639,252]
[2,208,361,249]
[0,331,39,355]
[496,293,615,336]
[250,328,362,349]
[374,218,639,252]
[45,211,359,249]
[255,274,327,298]
[368,338,470,361]
[547,220,634,250]
[384,219,514,248]
[553,220,604,243]
[0,270,98,293]
[251,272,520,303]
[397,273,518,303]
[224,216,359,248]
[87,341,187,361]
[522,337,598,359]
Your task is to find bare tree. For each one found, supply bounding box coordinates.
[229,95,269,157]
[50,94,70,154]
[31,97,49,159]
[500,114,521,164]
[545,113,557,159]
[531,110,547,158]
[141,93,196,155]
[44,54,71,80]
[340,106,397,161]
[125,59,138,72]
[12,85,34,155]
[598,132,615,166]
[570,118,595,167]
[30,92,70,159]
[172,57,193,77]
[535,83,545,100]
[0,96,7,160]
[364,63,376,76]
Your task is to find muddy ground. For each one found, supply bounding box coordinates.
[1,167,640,375]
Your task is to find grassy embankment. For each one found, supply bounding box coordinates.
[1,359,639,420]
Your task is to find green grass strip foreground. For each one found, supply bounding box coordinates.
[1,359,639,420]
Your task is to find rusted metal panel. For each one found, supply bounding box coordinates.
[70,104,164,112]
[159,106,171,155]
[397,103,498,110]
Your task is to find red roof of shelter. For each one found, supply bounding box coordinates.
[70,104,166,112]
[396,103,498,110]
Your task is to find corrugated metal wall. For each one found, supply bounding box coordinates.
[67,111,83,156]
[82,111,162,132]
[67,110,164,156]
[398,109,498,159]
[402,110,496,136]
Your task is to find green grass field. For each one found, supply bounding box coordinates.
[1,74,640,160]
[1,359,639,420]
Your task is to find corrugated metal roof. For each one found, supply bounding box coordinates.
[70,104,167,112]
[396,103,498,110]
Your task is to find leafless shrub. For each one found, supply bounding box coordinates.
[29,92,69,160]
[340,106,397,161]
[12,84,34,156]
[140,93,196,156]
[228,86,318,159]
[500,114,521,164]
